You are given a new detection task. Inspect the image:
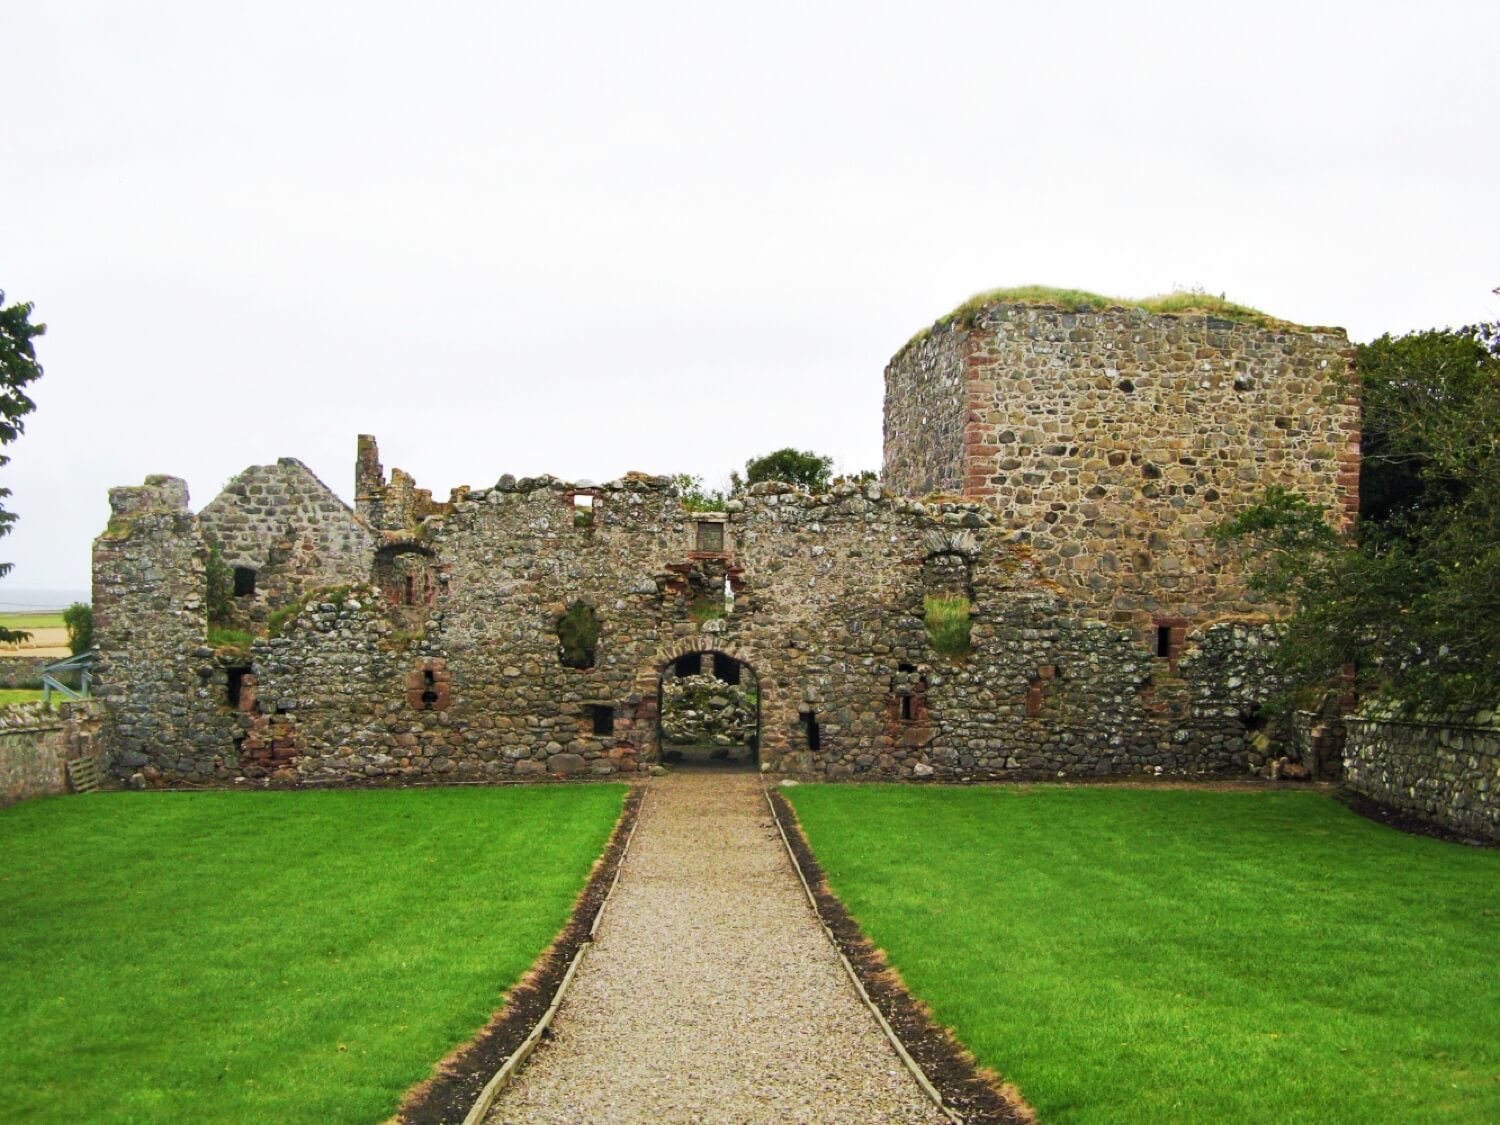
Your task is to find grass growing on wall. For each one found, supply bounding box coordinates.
[0,785,625,1124]
[924,595,972,658]
[785,785,1500,1124]
[904,286,1324,350]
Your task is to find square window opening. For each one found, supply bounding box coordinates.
[587,704,615,735]
[232,567,257,597]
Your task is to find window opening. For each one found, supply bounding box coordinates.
[573,493,595,528]
[587,704,615,735]
[713,652,741,684]
[556,602,600,669]
[1156,625,1172,658]
[226,666,251,707]
[803,711,821,751]
[405,575,416,606]
[420,668,438,707]
[674,652,702,677]
[232,567,257,597]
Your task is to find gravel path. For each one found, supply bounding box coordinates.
[486,768,945,1124]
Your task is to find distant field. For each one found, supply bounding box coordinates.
[0,613,70,658]
[0,612,65,631]
[0,689,47,706]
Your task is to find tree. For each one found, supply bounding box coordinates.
[733,448,834,493]
[0,293,45,645]
[1217,321,1500,713]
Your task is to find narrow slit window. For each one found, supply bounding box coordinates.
[420,668,438,707]
[900,695,915,721]
[232,567,257,597]
[226,666,251,707]
[405,575,417,606]
[1156,625,1172,658]
[803,712,821,751]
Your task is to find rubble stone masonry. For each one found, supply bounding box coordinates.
[884,303,1359,631]
[88,299,1365,789]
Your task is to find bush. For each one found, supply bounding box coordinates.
[62,602,92,655]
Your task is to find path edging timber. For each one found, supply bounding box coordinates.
[459,783,649,1125]
[763,783,963,1123]
[395,783,647,1125]
[766,785,1035,1125]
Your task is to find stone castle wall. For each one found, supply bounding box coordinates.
[0,701,104,807]
[198,458,374,630]
[884,304,1360,631]
[93,446,1301,787]
[1344,711,1500,842]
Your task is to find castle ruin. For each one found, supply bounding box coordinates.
[92,299,1359,787]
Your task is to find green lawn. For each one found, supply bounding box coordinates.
[0,785,625,1123]
[786,785,1500,1123]
[0,688,46,706]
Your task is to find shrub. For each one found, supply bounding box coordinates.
[204,539,232,626]
[62,602,92,655]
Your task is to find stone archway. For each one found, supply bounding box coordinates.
[630,639,763,768]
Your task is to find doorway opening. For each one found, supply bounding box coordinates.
[657,650,759,768]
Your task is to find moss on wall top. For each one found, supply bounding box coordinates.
[902,286,1339,352]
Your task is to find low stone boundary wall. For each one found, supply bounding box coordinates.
[0,701,104,808]
[0,655,50,688]
[1344,710,1499,841]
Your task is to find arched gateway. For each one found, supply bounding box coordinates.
[630,640,764,768]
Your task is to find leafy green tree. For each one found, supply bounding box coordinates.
[733,448,835,493]
[668,473,726,512]
[0,293,45,645]
[1218,322,1500,712]
[62,602,93,655]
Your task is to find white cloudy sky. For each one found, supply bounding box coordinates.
[2,0,1495,595]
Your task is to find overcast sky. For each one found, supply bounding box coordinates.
[2,0,1495,596]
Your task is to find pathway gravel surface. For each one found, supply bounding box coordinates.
[486,768,944,1124]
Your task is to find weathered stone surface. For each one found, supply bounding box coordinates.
[1344,710,1500,841]
[884,304,1359,634]
[88,304,1367,790]
[93,455,1306,787]
[0,700,103,807]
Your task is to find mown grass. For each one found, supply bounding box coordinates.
[0,688,46,706]
[905,286,1325,350]
[924,595,972,658]
[786,785,1500,1123]
[0,785,625,1123]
